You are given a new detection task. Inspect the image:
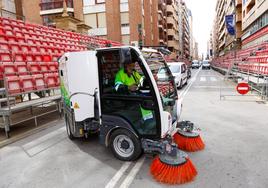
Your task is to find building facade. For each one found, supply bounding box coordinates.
[180,1,190,59]
[213,0,268,57]
[241,0,268,48]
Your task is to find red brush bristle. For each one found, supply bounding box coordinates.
[173,132,205,152]
[150,156,197,184]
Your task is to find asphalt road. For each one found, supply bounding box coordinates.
[1,68,268,188]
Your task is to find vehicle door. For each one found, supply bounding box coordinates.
[97,48,161,139]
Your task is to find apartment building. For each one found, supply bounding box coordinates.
[241,0,268,48]
[83,0,159,46]
[215,0,227,56]
[0,0,87,32]
[193,41,199,60]
[166,0,179,54]
[213,0,268,57]
[180,1,190,59]
[188,9,194,60]
[83,0,182,55]
[157,0,168,46]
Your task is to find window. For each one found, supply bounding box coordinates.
[98,49,159,136]
[84,14,97,28]
[97,13,107,28]
[121,12,129,24]
[96,0,105,4]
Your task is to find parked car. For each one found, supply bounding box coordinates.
[158,62,188,89]
[202,60,211,69]
[192,60,200,69]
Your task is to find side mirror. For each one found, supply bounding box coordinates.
[120,48,132,65]
[165,100,175,106]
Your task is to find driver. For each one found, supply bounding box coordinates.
[114,61,142,92]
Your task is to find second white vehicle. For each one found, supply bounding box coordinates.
[158,62,188,89]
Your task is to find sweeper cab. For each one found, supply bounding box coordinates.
[59,46,185,160]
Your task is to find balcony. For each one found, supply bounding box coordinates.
[40,0,73,11]
[166,5,174,15]
[168,40,179,50]
[167,17,175,26]
[167,29,175,36]
[236,12,242,22]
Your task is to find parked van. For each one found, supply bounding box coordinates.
[158,62,188,89]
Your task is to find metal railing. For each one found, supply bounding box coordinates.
[40,0,74,11]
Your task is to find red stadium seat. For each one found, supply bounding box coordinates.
[25,54,35,62]
[44,73,57,88]
[43,55,52,62]
[13,52,25,62]
[2,62,16,76]
[40,62,49,73]
[33,74,46,90]
[21,44,30,53]
[20,75,35,92]
[54,72,60,86]
[48,62,58,72]
[0,52,12,62]
[27,62,40,73]
[9,42,21,52]
[14,62,28,75]
[0,41,10,51]
[0,63,3,79]
[6,75,21,94]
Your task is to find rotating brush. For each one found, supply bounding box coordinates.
[174,121,205,152]
[150,147,197,184]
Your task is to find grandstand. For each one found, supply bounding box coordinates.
[0,16,121,138]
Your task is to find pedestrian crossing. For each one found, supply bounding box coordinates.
[199,76,219,82]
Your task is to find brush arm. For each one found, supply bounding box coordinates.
[141,139,177,156]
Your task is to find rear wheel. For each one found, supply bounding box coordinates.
[179,79,183,89]
[109,129,142,161]
[65,114,75,140]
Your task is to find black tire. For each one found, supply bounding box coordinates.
[65,114,75,140]
[179,79,183,89]
[109,129,142,161]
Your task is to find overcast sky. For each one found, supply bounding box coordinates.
[184,0,217,57]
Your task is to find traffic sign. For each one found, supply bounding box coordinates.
[236,82,250,95]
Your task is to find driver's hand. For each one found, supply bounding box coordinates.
[128,84,138,91]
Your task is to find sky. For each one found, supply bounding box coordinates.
[184,0,217,57]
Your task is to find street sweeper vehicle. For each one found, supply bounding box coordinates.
[59,46,204,184]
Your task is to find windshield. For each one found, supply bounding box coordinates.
[203,61,210,64]
[142,51,177,109]
[168,64,180,73]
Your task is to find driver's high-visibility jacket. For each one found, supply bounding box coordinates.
[114,68,153,121]
[114,68,142,91]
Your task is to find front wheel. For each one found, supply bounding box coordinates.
[109,129,142,161]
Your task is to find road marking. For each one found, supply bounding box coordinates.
[180,68,202,101]
[119,157,145,188]
[200,77,206,82]
[210,77,217,82]
[105,162,132,188]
